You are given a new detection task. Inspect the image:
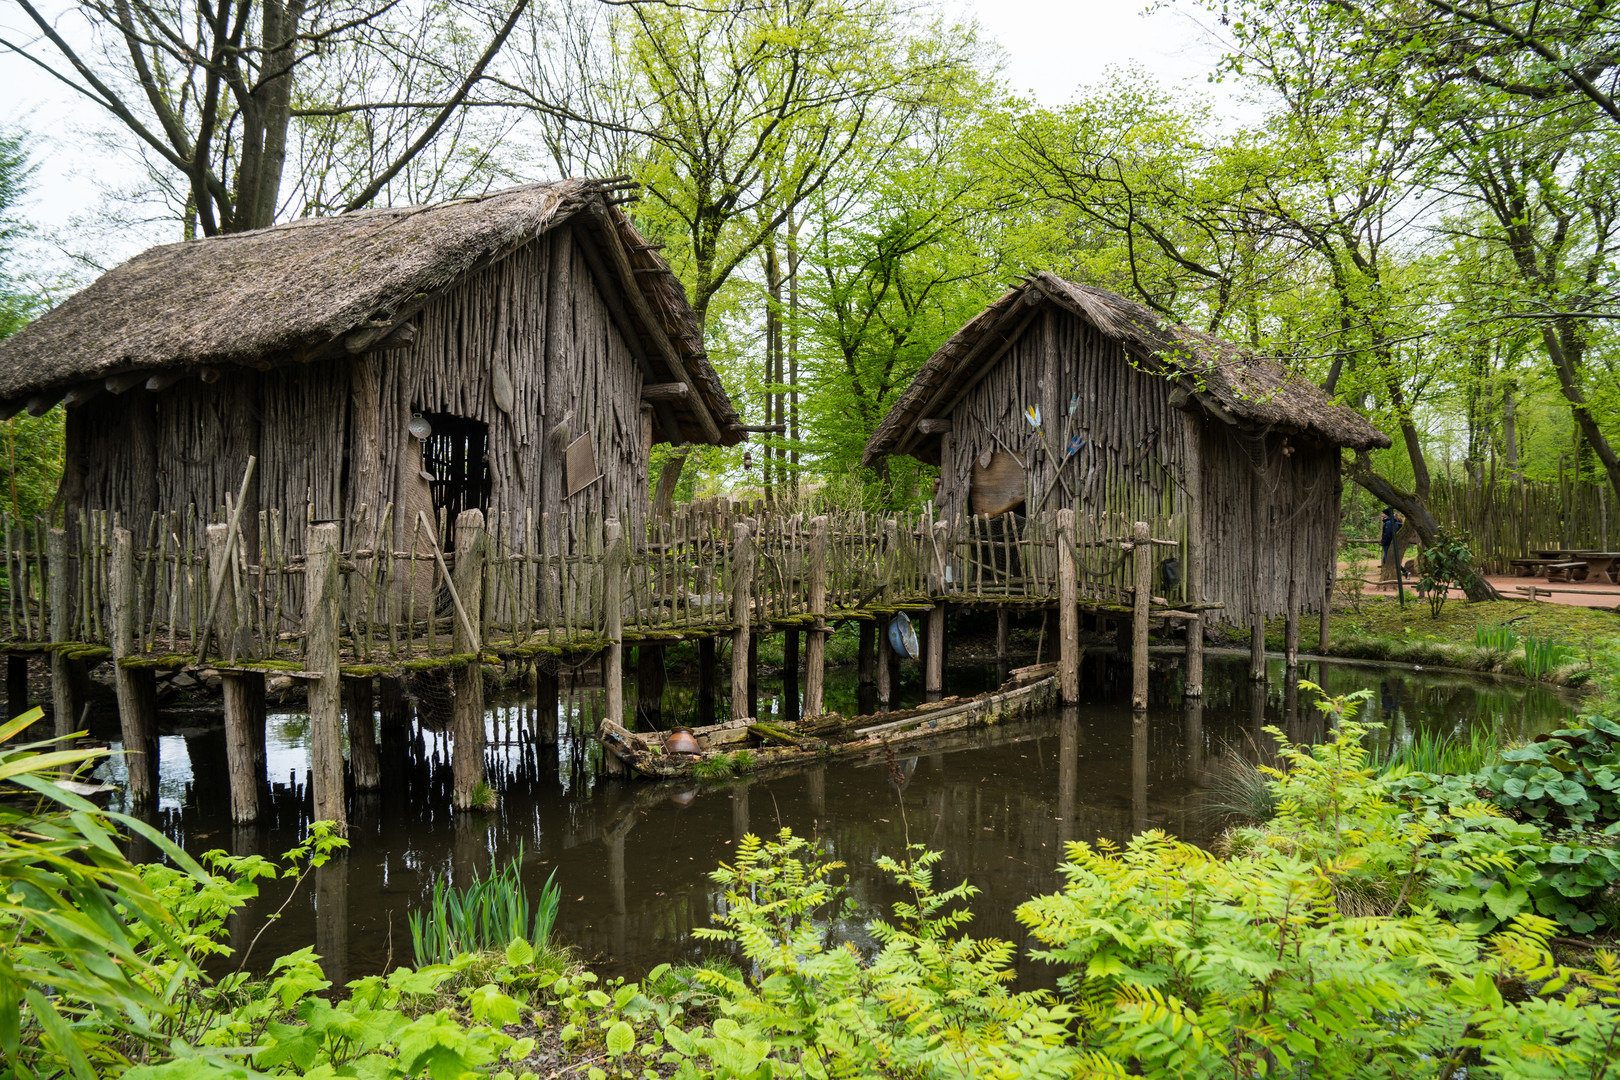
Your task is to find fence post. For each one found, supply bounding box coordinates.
[926,520,948,701]
[110,528,158,805]
[603,518,625,735]
[730,522,753,722]
[1056,509,1080,704]
[207,522,266,821]
[304,521,346,833]
[1132,521,1150,711]
[804,516,828,716]
[47,527,79,738]
[450,509,487,808]
[1285,570,1300,671]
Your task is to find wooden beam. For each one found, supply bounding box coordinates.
[917,418,951,435]
[198,365,222,384]
[62,383,101,408]
[26,388,65,416]
[641,382,690,401]
[580,202,723,444]
[105,371,150,394]
[344,320,417,354]
[145,370,188,392]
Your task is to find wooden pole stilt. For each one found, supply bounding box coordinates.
[222,673,265,822]
[783,629,800,722]
[697,637,716,725]
[7,652,28,722]
[603,518,624,734]
[857,622,875,688]
[804,516,828,716]
[1284,572,1300,671]
[536,666,559,746]
[876,615,893,707]
[304,521,347,832]
[730,523,753,722]
[925,604,946,702]
[345,675,380,790]
[110,528,158,805]
[1249,611,1267,682]
[47,527,79,738]
[1132,520,1151,711]
[635,643,665,729]
[747,635,759,719]
[1180,409,1204,698]
[1057,508,1080,704]
[995,608,1010,683]
[379,675,412,758]
[450,509,488,808]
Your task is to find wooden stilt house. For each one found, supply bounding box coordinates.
[0,179,743,544]
[862,273,1390,627]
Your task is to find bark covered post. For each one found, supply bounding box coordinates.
[450,509,487,809]
[925,520,948,702]
[730,522,753,721]
[995,608,1010,683]
[345,675,381,789]
[1284,571,1301,671]
[47,527,78,738]
[1131,520,1151,711]
[635,644,665,730]
[603,517,625,731]
[876,615,893,706]
[857,622,875,689]
[304,522,346,833]
[1180,409,1205,697]
[1057,508,1080,704]
[110,528,158,805]
[1250,611,1267,682]
[804,515,828,716]
[208,522,265,820]
[783,629,800,722]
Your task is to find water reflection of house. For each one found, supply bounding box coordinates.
[0,180,743,542]
[863,273,1389,628]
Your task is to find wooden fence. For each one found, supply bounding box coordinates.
[0,501,1186,672]
[1428,475,1614,572]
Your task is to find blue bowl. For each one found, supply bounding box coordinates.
[888,612,918,659]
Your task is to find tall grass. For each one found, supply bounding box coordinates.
[1372,724,1503,776]
[1201,746,1278,824]
[1474,623,1520,653]
[1520,634,1577,679]
[409,853,561,966]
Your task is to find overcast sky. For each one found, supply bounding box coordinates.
[2,0,1243,273]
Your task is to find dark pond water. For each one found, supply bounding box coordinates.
[92,653,1580,989]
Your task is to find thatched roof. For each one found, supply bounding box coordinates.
[0,178,742,445]
[863,272,1389,465]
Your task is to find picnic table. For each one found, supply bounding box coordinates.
[1528,549,1620,585]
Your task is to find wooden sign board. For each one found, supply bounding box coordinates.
[565,432,599,498]
[970,450,1026,517]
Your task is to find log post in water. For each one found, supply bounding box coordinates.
[925,521,947,702]
[857,621,875,689]
[876,615,893,707]
[1132,521,1150,711]
[730,522,753,721]
[1250,611,1267,682]
[379,675,413,761]
[345,675,380,790]
[783,629,800,723]
[207,523,264,820]
[110,528,158,805]
[536,666,559,746]
[747,635,759,718]
[1181,409,1205,698]
[7,653,28,722]
[1057,508,1080,704]
[47,527,79,738]
[996,608,1010,683]
[221,673,266,823]
[1284,571,1300,672]
[697,637,716,725]
[804,516,828,716]
[450,510,487,807]
[603,518,625,741]
[635,643,664,730]
[304,522,346,833]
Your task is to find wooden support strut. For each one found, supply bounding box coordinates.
[304,522,346,834]
[207,523,264,823]
[1180,409,1204,698]
[603,518,625,736]
[46,528,78,739]
[804,516,828,716]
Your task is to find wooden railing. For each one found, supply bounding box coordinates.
[0,500,1185,673]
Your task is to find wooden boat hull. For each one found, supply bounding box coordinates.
[599,671,1061,780]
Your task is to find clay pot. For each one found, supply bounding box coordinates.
[664,727,700,755]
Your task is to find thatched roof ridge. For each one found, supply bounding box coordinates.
[0,179,742,444]
[863,272,1389,465]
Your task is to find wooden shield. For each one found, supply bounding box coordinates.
[970,450,1026,517]
[565,432,599,497]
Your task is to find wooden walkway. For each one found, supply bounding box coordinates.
[1,493,1210,827]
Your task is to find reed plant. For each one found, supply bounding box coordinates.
[1520,634,1576,680]
[1372,723,1503,776]
[408,852,561,967]
[1474,622,1520,653]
